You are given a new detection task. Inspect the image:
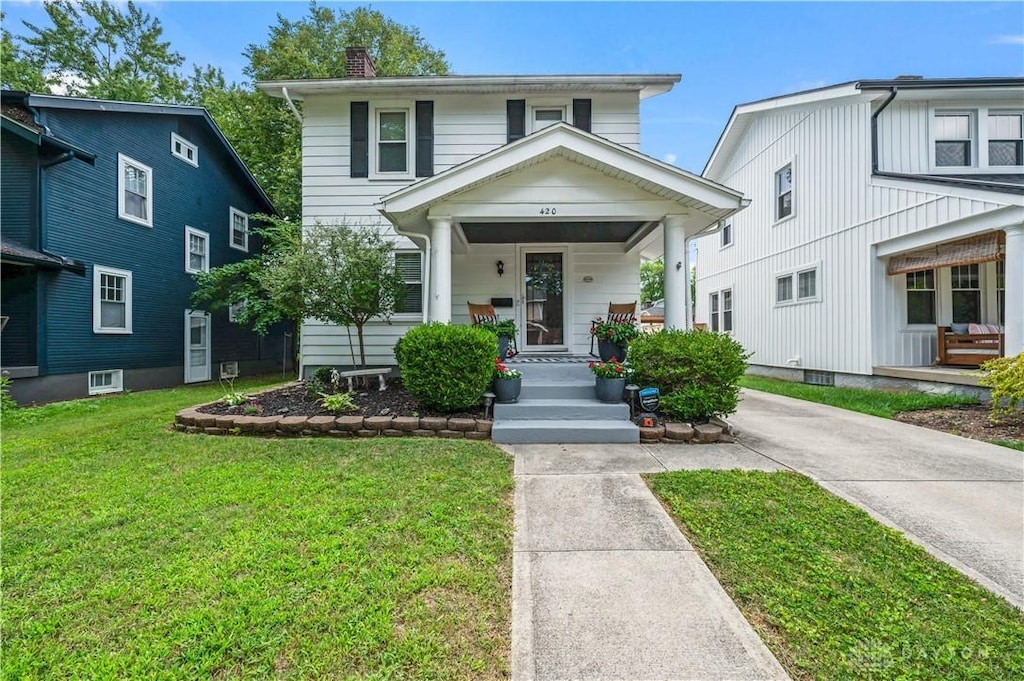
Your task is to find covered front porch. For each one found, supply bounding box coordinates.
[377,122,747,355]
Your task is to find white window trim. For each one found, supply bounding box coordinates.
[986,109,1024,169]
[370,102,414,180]
[88,369,124,395]
[117,153,153,228]
[903,268,938,330]
[930,109,976,171]
[772,159,796,225]
[229,207,249,252]
[228,300,245,323]
[708,287,734,333]
[93,265,133,334]
[774,263,820,307]
[392,250,425,320]
[220,361,239,379]
[170,132,198,167]
[720,218,734,249]
[184,226,209,274]
[528,102,569,134]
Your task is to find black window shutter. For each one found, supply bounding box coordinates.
[507,99,526,143]
[573,99,592,132]
[415,100,434,177]
[350,101,369,178]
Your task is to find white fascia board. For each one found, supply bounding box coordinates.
[377,123,744,218]
[257,74,680,100]
[874,204,1024,257]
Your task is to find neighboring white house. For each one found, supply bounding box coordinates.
[259,48,746,374]
[694,76,1023,387]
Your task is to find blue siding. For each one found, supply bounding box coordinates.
[33,108,285,378]
[1,134,38,246]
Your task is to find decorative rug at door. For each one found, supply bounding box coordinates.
[507,355,595,363]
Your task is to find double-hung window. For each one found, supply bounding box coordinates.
[395,252,423,314]
[721,218,733,248]
[934,113,972,167]
[93,266,132,334]
[989,113,1023,167]
[709,292,720,332]
[905,269,936,325]
[229,208,249,252]
[776,266,818,306]
[377,109,410,174]
[709,289,734,333]
[951,264,981,324]
[185,227,209,273]
[775,164,793,220]
[118,154,152,227]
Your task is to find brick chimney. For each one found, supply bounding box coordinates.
[345,47,376,78]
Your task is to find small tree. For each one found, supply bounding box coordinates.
[640,259,664,307]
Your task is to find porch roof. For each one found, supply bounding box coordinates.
[376,123,747,250]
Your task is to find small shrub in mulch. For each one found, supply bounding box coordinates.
[196,379,484,420]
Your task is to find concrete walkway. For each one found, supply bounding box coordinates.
[730,389,1024,609]
[511,443,790,680]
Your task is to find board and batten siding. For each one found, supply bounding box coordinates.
[299,91,643,369]
[695,97,1012,375]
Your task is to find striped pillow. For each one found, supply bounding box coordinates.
[475,314,498,325]
[968,323,1002,335]
[608,312,635,324]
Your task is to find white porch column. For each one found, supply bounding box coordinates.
[428,216,452,323]
[1004,224,1024,356]
[662,214,687,329]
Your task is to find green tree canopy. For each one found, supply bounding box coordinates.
[1,12,48,92]
[641,259,665,307]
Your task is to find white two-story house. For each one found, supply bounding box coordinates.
[259,48,746,375]
[694,76,1023,389]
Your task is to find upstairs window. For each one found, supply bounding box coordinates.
[988,113,1023,166]
[117,154,152,227]
[93,266,132,334]
[905,270,935,325]
[775,164,793,220]
[951,264,981,323]
[377,109,409,174]
[934,113,972,167]
[228,301,245,323]
[170,132,198,167]
[229,208,249,252]
[533,107,565,132]
[721,218,733,248]
[395,252,423,314]
[185,227,209,273]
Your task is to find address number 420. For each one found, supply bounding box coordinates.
[539,207,557,215]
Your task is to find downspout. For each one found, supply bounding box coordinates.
[392,223,431,324]
[281,87,303,124]
[870,87,898,174]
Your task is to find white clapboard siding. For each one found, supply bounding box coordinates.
[696,94,1015,376]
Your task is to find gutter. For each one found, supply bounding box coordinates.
[870,87,898,174]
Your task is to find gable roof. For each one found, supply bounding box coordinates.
[1,91,275,214]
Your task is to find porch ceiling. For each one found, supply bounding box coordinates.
[461,221,645,243]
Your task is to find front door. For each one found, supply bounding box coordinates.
[184,310,211,383]
[520,249,567,351]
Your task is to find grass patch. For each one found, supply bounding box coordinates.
[739,375,977,418]
[648,470,1024,680]
[990,439,1024,452]
[3,378,513,679]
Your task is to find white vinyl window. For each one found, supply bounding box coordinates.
[934,113,973,167]
[989,113,1023,167]
[906,269,936,325]
[185,226,209,274]
[376,108,410,174]
[229,207,248,252]
[117,154,152,227]
[395,251,423,315]
[996,260,1005,326]
[710,289,733,333]
[722,289,733,333]
[88,369,124,395]
[775,163,793,221]
[720,218,733,248]
[228,301,245,323]
[776,265,819,306]
[93,266,132,334]
[951,264,981,324]
[709,292,720,332]
[170,132,198,167]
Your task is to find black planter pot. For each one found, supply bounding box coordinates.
[498,335,511,360]
[493,377,522,403]
[597,339,627,363]
[595,376,626,403]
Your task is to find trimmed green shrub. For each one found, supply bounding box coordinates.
[980,352,1024,422]
[629,329,750,422]
[395,323,498,412]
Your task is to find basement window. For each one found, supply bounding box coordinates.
[89,369,124,395]
[803,370,834,387]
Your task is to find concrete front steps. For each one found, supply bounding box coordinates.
[491,362,639,444]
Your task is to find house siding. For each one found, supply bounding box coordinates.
[1,134,38,246]
[696,95,1015,375]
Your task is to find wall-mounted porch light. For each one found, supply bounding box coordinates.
[496,260,505,276]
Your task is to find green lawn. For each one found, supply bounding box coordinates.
[648,470,1024,681]
[2,378,513,679]
[739,375,977,418]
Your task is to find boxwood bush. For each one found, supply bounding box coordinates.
[628,329,751,422]
[395,323,498,412]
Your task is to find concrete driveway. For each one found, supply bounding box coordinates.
[729,389,1024,608]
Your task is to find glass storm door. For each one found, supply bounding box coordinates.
[521,250,566,349]
[185,310,211,383]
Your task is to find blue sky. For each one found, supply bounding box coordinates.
[4,1,1022,172]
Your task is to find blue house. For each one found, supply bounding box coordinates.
[1,92,293,404]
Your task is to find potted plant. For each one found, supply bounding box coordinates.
[480,318,517,359]
[589,358,628,403]
[493,357,523,403]
[591,318,641,362]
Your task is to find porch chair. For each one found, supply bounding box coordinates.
[590,301,638,356]
[467,302,518,357]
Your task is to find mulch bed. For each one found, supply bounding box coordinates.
[196,380,485,420]
[894,404,1024,445]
